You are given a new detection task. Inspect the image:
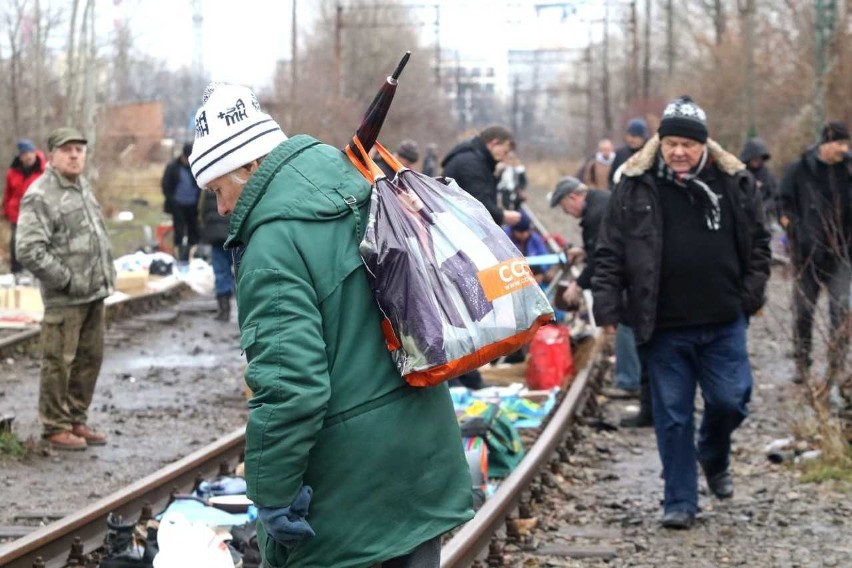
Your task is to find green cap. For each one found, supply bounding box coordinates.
[47,127,88,151]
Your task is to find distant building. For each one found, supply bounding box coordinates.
[100,101,165,165]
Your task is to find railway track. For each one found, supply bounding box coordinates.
[1,344,604,568]
[1,211,611,567]
[0,281,192,358]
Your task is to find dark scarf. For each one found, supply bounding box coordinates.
[655,147,721,231]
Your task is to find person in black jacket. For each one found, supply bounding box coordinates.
[608,118,649,189]
[198,190,233,321]
[441,125,522,228]
[551,177,648,426]
[593,96,771,530]
[740,137,778,223]
[779,122,852,391]
[161,142,201,262]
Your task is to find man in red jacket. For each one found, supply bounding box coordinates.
[3,139,46,277]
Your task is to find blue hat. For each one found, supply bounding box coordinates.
[16,139,35,154]
[512,212,531,232]
[626,118,648,139]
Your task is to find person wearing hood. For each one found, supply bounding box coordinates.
[189,83,472,568]
[593,96,770,529]
[441,125,523,227]
[608,118,650,188]
[779,122,852,401]
[3,139,46,277]
[740,137,778,223]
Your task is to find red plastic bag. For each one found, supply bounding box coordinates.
[525,325,574,390]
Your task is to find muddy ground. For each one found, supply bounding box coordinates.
[0,296,248,530]
[510,268,852,568]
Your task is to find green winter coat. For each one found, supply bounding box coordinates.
[225,135,474,568]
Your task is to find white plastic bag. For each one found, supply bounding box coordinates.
[153,512,235,568]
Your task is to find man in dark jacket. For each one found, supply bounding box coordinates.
[593,96,771,529]
[779,122,852,392]
[551,177,647,424]
[608,118,649,188]
[441,125,522,228]
[161,143,201,262]
[198,190,233,321]
[442,125,522,390]
[740,137,778,223]
[3,139,46,277]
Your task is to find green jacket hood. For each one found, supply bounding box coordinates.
[225,134,372,248]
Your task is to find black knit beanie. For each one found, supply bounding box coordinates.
[820,121,850,143]
[658,96,708,144]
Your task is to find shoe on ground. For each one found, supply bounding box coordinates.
[47,430,87,451]
[661,510,695,530]
[601,386,640,400]
[705,469,734,499]
[72,423,108,446]
[619,411,653,428]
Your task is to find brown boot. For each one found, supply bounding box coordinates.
[47,430,87,451]
[72,424,108,446]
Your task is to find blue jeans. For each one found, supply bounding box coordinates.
[640,314,752,515]
[614,324,641,390]
[211,244,234,297]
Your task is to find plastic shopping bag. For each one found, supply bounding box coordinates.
[346,140,554,387]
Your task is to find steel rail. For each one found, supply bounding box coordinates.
[440,335,603,567]
[0,427,246,568]
[0,281,190,357]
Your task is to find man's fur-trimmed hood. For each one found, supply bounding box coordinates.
[619,134,746,179]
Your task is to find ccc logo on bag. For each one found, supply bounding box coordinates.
[478,258,536,301]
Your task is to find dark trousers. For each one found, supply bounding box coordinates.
[172,203,200,261]
[9,223,21,274]
[793,257,851,372]
[449,369,485,390]
[39,300,105,435]
[641,314,752,515]
[379,535,441,568]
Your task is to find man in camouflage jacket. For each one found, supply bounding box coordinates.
[16,127,115,451]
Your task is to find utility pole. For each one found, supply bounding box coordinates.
[602,0,612,133]
[291,0,297,102]
[666,0,674,77]
[814,0,837,129]
[434,4,441,87]
[642,0,651,100]
[742,0,756,137]
[585,29,594,152]
[628,0,639,103]
[192,0,204,83]
[335,3,343,97]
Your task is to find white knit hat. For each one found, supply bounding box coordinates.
[189,82,288,188]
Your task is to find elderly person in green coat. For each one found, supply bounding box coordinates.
[189,83,473,568]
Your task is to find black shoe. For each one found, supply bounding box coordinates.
[705,470,734,499]
[661,510,695,530]
[619,412,653,428]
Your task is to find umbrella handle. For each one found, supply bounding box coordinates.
[390,51,411,82]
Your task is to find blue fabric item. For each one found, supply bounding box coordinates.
[174,165,200,205]
[16,139,36,153]
[505,229,552,274]
[257,485,316,546]
[614,324,641,391]
[211,245,235,296]
[195,476,246,499]
[158,497,249,526]
[640,314,752,515]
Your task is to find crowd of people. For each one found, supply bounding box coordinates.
[1,81,850,566]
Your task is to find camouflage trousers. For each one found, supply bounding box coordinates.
[39,300,105,436]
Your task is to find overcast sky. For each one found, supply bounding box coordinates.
[117,0,603,90]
